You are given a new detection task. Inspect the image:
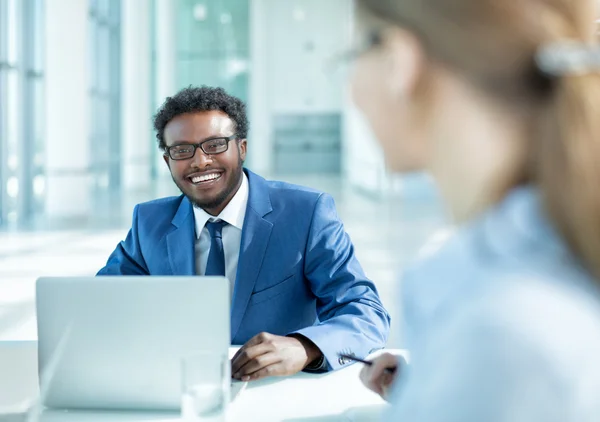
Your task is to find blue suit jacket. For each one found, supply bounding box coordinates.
[98,169,390,370]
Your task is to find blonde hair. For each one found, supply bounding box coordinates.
[358,0,600,277]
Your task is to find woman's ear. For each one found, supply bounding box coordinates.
[381,27,424,102]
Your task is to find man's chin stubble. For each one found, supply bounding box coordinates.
[177,181,231,212]
[173,162,243,212]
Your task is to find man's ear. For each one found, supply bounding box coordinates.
[238,139,247,161]
[162,153,170,168]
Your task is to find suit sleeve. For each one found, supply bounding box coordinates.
[97,205,150,275]
[291,193,391,371]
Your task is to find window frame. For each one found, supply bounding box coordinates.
[0,0,44,227]
[88,0,122,192]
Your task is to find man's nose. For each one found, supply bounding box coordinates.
[191,148,214,167]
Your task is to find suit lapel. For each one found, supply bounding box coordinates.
[166,196,196,276]
[230,170,273,339]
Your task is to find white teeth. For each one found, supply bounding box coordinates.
[191,173,220,183]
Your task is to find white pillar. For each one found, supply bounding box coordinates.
[247,0,272,175]
[342,99,388,197]
[154,0,177,177]
[121,0,152,189]
[44,0,90,218]
[248,0,352,176]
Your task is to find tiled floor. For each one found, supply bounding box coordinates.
[0,174,447,348]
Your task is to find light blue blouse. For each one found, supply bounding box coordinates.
[387,186,600,421]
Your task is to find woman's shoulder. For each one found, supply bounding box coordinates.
[466,274,600,345]
[442,276,600,402]
[398,187,598,346]
[389,277,600,422]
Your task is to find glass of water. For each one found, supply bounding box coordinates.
[181,351,230,422]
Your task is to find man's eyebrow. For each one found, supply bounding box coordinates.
[170,135,226,144]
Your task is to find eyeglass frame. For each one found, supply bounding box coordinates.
[342,29,383,62]
[327,28,383,71]
[163,134,239,161]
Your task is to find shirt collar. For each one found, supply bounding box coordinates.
[479,185,568,260]
[193,172,249,239]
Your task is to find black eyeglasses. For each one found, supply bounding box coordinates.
[164,134,238,160]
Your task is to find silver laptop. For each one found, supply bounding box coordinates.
[35,276,230,411]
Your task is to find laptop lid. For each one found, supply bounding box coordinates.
[36,276,230,411]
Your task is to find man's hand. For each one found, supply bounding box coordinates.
[231,332,322,381]
[359,353,400,401]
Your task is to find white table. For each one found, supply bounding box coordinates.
[0,341,399,422]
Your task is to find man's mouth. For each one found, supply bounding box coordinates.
[188,172,223,185]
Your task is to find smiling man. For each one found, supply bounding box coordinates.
[98,86,390,380]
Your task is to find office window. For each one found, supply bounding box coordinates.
[0,0,15,226]
[176,0,250,101]
[88,0,121,191]
[0,0,44,227]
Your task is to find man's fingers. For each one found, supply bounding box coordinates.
[231,342,272,375]
[231,332,272,362]
[243,361,285,381]
[231,333,267,362]
[231,332,315,381]
[246,332,273,348]
[233,351,282,380]
[231,346,244,364]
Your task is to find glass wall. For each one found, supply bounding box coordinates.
[0,0,7,226]
[0,0,421,230]
[0,0,44,227]
[88,0,122,192]
[176,0,250,101]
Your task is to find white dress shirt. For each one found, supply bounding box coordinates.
[193,173,249,300]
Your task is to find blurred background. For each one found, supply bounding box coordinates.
[0,0,446,347]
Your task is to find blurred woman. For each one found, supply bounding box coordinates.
[351,0,600,420]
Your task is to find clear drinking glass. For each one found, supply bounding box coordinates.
[181,351,230,422]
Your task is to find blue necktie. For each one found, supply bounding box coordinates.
[205,220,227,276]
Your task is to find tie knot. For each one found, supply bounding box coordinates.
[206,220,226,239]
